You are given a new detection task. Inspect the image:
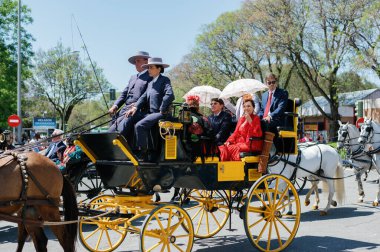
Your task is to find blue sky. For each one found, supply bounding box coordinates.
[26,0,243,91]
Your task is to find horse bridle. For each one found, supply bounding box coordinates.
[338,126,363,156]
[360,121,374,144]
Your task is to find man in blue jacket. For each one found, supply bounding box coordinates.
[126,57,174,160]
[108,51,152,140]
[208,98,233,146]
[258,73,288,133]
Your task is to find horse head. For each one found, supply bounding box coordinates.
[358,118,373,144]
[337,121,349,150]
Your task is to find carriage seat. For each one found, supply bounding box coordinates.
[276,98,301,132]
[239,119,267,158]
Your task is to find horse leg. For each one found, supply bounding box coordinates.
[373,167,380,206]
[356,172,365,203]
[312,181,320,210]
[320,180,334,216]
[18,206,48,252]
[304,180,315,207]
[37,205,74,252]
[16,224,28,252]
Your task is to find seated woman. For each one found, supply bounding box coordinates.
[186,95,212,141]
[185,95,213,159]
[219,99,263,161]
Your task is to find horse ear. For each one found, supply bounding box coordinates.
[338,120,342,126]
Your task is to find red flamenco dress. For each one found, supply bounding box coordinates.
[219,114,263,161]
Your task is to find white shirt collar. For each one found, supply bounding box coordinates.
[137,69,147,77]
[152,75,160,83]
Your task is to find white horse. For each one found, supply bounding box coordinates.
[357,118,380,206]
[337,121,380,203]
[269,144,345,215]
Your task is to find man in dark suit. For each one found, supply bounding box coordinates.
[208,98,233,146]
[258,73,288,133]
[45,129,66,162]
[126,57,174,157]
[108,51,153,140]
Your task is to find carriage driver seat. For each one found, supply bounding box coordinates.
[276,98,302,154]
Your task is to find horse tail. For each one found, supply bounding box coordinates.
[62,175,78,252]
[335,163,346,205]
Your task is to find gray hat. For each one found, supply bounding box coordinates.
[142,57,170,69]
[128,51,150,65]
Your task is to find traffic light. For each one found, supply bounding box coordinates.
[109,88,116,101]
[355,100,363,118]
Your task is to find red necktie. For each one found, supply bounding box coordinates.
[264,92,272,117]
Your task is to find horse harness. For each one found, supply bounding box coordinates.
[0,151,60,226]
[273,144,354,180]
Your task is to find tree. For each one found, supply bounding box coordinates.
[0,0,34,129]
[244,0,366,138]
[348,0,380,79]
[27,42,110,130]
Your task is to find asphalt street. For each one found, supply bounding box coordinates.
[1,168,379,251]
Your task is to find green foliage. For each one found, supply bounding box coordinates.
[0,0,34,129]
[27,42,110,130]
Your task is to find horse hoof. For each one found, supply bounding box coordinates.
[358,199,364,203]
[312,205,318,210]
[373,202,379,207]
[320,211,327,216]
[331,201,337,207]
[305,200,310,206]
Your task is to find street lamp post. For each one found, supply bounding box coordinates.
[16,0,22,144]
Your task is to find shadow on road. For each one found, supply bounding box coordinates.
[0,225,57,244]
[301,206,377,221]
[194,235,380,251]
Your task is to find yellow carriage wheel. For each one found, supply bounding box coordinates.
[79,195,128,252]
[244,174,301,252]
[140,204,194,252]
[182,189,230,238]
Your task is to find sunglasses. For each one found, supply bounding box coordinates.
[267,81,276,85]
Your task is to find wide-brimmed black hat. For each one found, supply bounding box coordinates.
[128,51,150,65]
[142,57,170,69]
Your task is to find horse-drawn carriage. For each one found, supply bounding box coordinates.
[71,99,303,252]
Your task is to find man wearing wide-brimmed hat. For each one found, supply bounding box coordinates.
[126,58,174,159]
[108,51,152,139]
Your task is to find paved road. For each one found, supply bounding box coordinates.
[1,169,379,251]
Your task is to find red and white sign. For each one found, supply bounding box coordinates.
[356,117,364,128]
[7,114,21,127]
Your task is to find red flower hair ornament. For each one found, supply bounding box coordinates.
[186,95,200,105]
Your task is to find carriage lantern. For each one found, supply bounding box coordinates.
[179,103,192,124]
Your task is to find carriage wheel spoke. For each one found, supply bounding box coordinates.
[253,191,269,209]
[275,217,293,234]
[210,211,221,228]
[264,180,273,206]
[146,241,163,252]
[249,214,269,229]
[275,184,290,208]
[277,199,296,212]
[273,217,283,247]
[105,229,113,248]
[84,227,100,240]
[166,208,173,233]
[95,229,104,251]
[266,217,273,250]
[190,206,202,221]
[172,242,185,252]
[255,218,270,243]
[195,209,205,234]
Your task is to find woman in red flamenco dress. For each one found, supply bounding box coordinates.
[219,99,263,161]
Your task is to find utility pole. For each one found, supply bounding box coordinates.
[17,0,22,144]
